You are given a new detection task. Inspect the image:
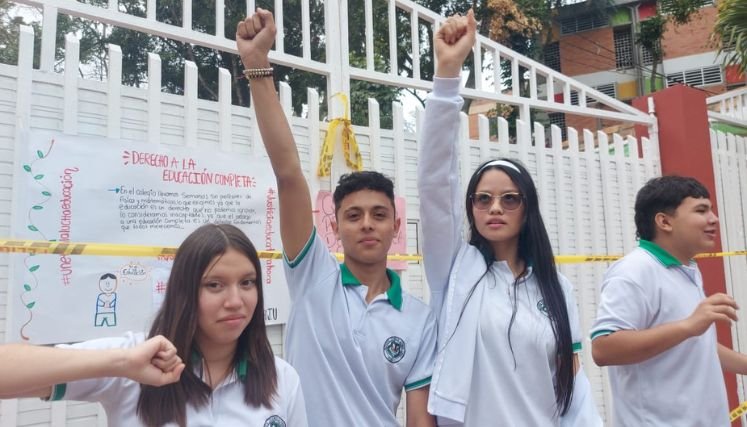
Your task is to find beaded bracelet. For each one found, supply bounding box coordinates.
[243,67,274,79]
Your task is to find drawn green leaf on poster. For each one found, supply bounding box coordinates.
[32,205,43,210]
[42,191,51,196]
[34,174,44,180]
[37,150,44,158]
[28,225,38,232]
[23,165,31,172]
[23,284,31,291]
[29,265,40,272]
[26,302,36,309]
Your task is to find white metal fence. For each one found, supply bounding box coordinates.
[0,0,659,424]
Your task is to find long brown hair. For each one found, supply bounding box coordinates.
[136,223,277,426]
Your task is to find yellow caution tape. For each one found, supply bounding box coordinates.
[0,238,413,261]
[317,92,363,177]
[3,239,747,263]
[731,400,747,422]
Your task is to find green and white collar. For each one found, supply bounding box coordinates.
[340,263,403,311]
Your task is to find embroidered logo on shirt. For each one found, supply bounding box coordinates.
[264,415,286,427]
[537,299,549,316]
[383,336,406,363]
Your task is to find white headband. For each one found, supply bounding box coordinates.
[477,159,521,174]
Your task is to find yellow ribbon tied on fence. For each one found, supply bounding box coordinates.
[317,93,363,177]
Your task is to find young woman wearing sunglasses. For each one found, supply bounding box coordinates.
[417,11,600,426]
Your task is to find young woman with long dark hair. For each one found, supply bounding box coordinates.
[418,11,599,426]
[0,223,306,427]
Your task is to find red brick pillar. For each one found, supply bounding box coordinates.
[634,84,739,423]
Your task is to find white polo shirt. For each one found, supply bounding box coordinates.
[463,262,583,426]
[591,240,729,426]
[284,230,437,427]
[50,332,307,427]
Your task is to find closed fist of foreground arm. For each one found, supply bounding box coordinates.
[122,335,185,386]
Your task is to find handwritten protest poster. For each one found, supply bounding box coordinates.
[9,131,287,344]
[313,190,407,270]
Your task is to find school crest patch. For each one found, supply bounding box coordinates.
[264,415,286,427]
[383,336,406,363]
[537,299,549,316]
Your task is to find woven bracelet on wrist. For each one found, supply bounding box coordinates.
[243,67,274,79]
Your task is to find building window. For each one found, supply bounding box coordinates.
[666,65,722,87]
[571,84,617,105]
[595,83,617,100]
[560,14,609,35]
[614,27,634,69]
[640,45,656,66]
[544,42,561,72]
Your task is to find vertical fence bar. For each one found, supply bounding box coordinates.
[107,44,122,140]
[551,124,566,254]
[364,0,374,70]
[473,41,482,91]
[218,67,231,151]
[369,98,381,171]
[497,116,509,158]
[534,122,548,217]
[301,0,310,59]
[459,112,470,193]
[274,0,284,53]
[183,0,192,31]
[63,33,80,135]
[216,0,224,39]
[613,133,632,253]
[147,53,162,145]
[184,61,198,147]
[478,114,489,163]
[388,0,397,76]
[307,88,321,204]
[40,5,58,72]
[410,11,420,80]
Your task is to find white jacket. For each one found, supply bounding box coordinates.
[418,77,601,426]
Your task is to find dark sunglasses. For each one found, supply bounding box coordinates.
[470,192,523,211]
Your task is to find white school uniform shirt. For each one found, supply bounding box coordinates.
[419,77,584,426]
[283,229,437,427]
[591,240,729,427]
[49,332,307,427]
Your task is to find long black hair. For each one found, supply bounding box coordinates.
[137,223,277,426]
[465,158,574,416]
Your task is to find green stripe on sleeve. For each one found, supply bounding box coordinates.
[405,376,432,391]
[284,227,316,268]
[48,383,67,401]
[572,342,582,353]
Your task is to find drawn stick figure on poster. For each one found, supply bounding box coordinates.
[95,273,118,327]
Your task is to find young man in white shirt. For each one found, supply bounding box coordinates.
[591,175,747,426]
[238,9,437,427]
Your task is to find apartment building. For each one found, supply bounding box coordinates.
[544,0,745,132]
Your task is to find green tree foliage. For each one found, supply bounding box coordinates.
[636,14,665,93]
[635,0,708,93]
[714,0,747,74]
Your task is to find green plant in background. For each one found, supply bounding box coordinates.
[714,0,747,74]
